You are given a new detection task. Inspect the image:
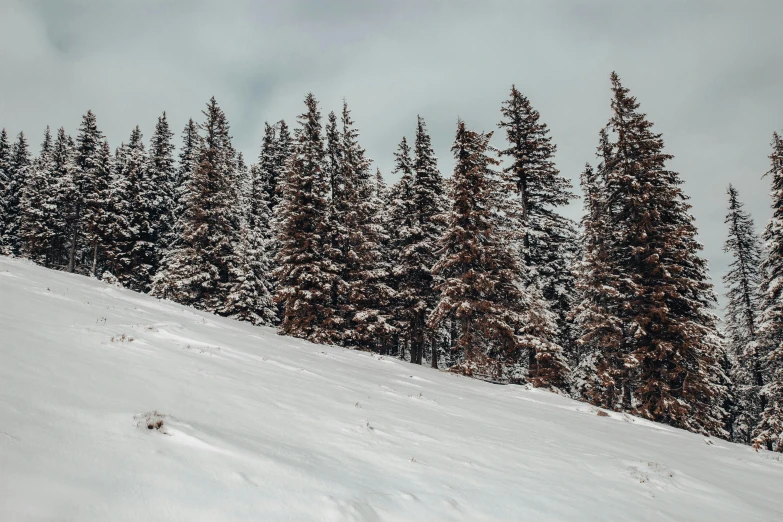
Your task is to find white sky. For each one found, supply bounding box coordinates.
[2,0,782,309]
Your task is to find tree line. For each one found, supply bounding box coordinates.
[0,73,781,451]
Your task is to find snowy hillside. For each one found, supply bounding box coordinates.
[0,257,781,522]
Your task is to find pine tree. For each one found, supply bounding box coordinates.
[386,136,417,359]
[147,112,177,266]
[49,128,78,269]
[18,128,55,263]
[574,158,627,405]
[322,109,348,341]
[754,132,783,451]
[579,73,727,436]
[498,86,574,385]
[274,93,338,344]
[399,116,446,365]
[222,154,277,325]
[1,132,32,255]
[339,101,394,350]
[71,110,107,274]
[0,129,11,248]
[152,119,199,303]
[172,119,199,239]
[103,137,137,283]
[428,121,537,381]
[722,184,764,443]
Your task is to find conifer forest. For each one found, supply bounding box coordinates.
[3,73,783,452]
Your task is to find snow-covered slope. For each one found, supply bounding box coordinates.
[0,257,781,522]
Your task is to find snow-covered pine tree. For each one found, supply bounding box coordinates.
[111,126,156,290]
[274,120,293,208]
[1,132,32,255]
[385,136,417,359]
[222,153,277,326]
[402,116,446,365]
[170,119,199,242]
[0,129,11,249]
[573,157,627,406]
[274,93,338,344]
[585,73,727,436]
[428,120,532,381]
[498,86,574,386]
[322,110,348,341]
[257,123,278,211]
[339,102,394,351]
[152,119,201,305]
[754,132,783,452]
[103,138,135,283]
[18,128,55,264]
[49,127,77,269]
[71,110,107,274]
[147,112,177,267]
[722,184,764,443]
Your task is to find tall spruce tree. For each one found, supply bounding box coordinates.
[498,86,574,385]
[582,73,726,435]
[152,119,201,304]
[274,93,338,343]
[1,132,32,255]
[398,116,446,365]
[429,121,544,382]
[222,153,277,325]
[339,102,394,350]
[322,109,348,340]
[722,184,764,443]
[574,160,619,399]
[152,98,241,311]
[18,128,55,264]
[50,128,77,269]
[0,129,11,248]
[71,110,107,274]
[105,129,149,286]
[147,112,177,263]
[754,132,783,451]
[274,120,293,207]
[386,136,417,358]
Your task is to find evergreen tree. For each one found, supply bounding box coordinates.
[339,102,394,350]
[322,109,348,340]
[147,112,177,264]
[152,119,199,302]
[428,121,543,382]
[1,132,32,255]
[0,129,11,248]
[18,128,55,263]
[722,184,764,443]
[274,93,338,344]
[222,154,277,325]
[754,132,783,451]
[400,116,446,365]
[274,120,293,207]
[498,86,574,385]
[71,110,107,274]
[386,136,417,359]
[104,133,142,284]
[49,128,78,269]
[172,119,199,238]
[578,73,726,436]
[573,158,627,404]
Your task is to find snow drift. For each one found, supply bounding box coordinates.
[0,256,781,521]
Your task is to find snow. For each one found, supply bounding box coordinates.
[0,257,781,522]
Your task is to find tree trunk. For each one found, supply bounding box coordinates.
[92,241,98,277]
[431,334,438,369]
[68,228,78,273]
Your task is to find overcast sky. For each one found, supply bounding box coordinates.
[1,0,782,307]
